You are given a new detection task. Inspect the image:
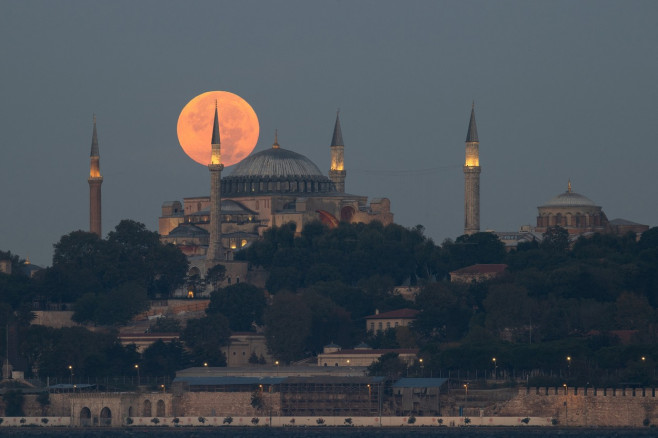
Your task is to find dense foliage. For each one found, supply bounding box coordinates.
[3,220,658,387]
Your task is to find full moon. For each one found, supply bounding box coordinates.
[177,91,259,167]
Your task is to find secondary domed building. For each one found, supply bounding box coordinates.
[159,114,393,264]
[535,181,609,235]
[534,181,648,237]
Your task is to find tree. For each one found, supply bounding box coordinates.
[142,340,191,378]
[367,352,406,378]
[72,282,149,326]
[182,314,230,366]
[206,264,226,291]
[206,283,266,331]
[541,226,570,253]
[264,293,312,363]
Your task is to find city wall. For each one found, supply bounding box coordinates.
[3,387,658,427]
[493,387,658,427]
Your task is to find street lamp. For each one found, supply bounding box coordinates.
[419,358,424,377]
[563,383,568,425]
[134,364,140,386]
[566,356,571,376]
[68,365,73,385]
[275,360,279,367]
[346,359,350,366]
[203,362,208,367]
[492,357,497,380]
[463,383,469,405]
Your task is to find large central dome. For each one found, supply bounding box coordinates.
[222,143,335,197]
[229,147,324,178]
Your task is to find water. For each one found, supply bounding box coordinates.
[1,428,657,438]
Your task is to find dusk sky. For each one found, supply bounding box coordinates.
[2,1,657,267]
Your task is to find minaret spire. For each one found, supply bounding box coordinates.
[466,101,479,143]
[206,102,225,265]
[463,103,481,235]
[329,109,346,193]
[88,114,103,237]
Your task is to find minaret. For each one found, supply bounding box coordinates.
[88,115,103,237]
[463,103,481,235]
[329,110,346,193]
[206,102,224,265]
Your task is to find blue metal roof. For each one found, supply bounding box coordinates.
[392,378,448,388]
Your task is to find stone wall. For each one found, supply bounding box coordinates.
[493,387,658,427]
[175,392,280,417]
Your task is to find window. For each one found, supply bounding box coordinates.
[386,322,391,329]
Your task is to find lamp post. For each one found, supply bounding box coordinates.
[492,357,497,380]
[203,362,208,367]
[563,383,568,425]
[161,384,166,393]
[463,383,469,415]
[566,356,571,377]
[367,384,372,414]
[419,358,424,377]
[68,365,73,385]
[134,364,140,386]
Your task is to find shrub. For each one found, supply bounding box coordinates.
[644,418,651,427]
[316,417,325,425]
[41,418,49,424]
[126,417,133,425]
[223,416,233,425]
[438,418,444,425]
[251,417,260,425]
[464,417,471,424]
[290,418,296,424]
[551,418,559,425]
[407,415,416,424]
[172,417,180,425]
[20,418,26,424]
[151,417,160,424]
[344,417,352,425]
[198,416,206,424]
[521,417,530,424]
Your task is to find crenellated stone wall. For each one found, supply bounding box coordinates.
[492,387,658,426]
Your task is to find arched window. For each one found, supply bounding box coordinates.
[156,400,165,417]
[80,407,91,427]
[143,399,152,417]
[100,407,112,426]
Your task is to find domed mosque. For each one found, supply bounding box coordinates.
[534,181,648,236]
[159,112,393,262]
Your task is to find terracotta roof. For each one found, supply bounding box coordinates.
[365,308,419,320]
[450,264,508,275]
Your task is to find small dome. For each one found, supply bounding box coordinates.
[228,147,324,179]
[542,190,597,208]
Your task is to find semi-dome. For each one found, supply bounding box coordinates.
[229,147,324,178]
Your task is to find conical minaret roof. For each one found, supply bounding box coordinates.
[331,110,344,146]
[90,114,99,157]
[211,101,221,145]
[466,103,479,143]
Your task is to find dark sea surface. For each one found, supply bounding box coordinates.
[2,428,658,438]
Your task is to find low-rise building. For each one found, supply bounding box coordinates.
[449,264,508,284]
[365,308,419,334]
